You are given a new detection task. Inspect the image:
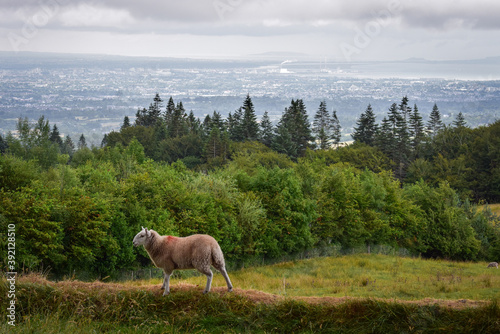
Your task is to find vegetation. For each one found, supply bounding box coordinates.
[1,94,500,279]
[1,255,499,333]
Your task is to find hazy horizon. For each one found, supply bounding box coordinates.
[1,1,500,62]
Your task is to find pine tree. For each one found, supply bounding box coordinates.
[62,135,75,156]
[427,103,443,137]
[210,111,225,134]
[186,111,201,134]
[453,112,467,128]
[331,110,342,146]
[170,102,187,137]
[49,124,63,149]
[408,104,425,157]
[240,94,260,141]
[313,101,331,150]
[352,104,377,146]
[272,122,297,158]
[399,96,410,121]
[374,117,394,169]
[165,96,175,124]
[78,134,87,150]
[260,111,274,147]
[394,109,411,180]
[228,107,244,141]
[204,127,223,161]
[280,99,313,157]
[153,93,163,115]
[0,134,7,153]
[121,116,131,130]
[202,114,212,138]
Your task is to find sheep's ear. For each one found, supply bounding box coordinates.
[145,228,151,237]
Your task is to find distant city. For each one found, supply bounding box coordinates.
[1,52,499,146]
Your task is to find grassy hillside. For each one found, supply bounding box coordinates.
[173,254,500,301]
[3,255,500,333]
[483,203,500,216]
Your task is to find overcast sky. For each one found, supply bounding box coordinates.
[1,0,499,61]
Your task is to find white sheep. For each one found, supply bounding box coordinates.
[132,227,233,295]
[487,262,498,268]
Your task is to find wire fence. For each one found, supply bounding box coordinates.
[112,243,414,282]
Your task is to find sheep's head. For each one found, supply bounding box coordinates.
[133,227,151,247]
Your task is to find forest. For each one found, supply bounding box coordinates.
[0,93,499,279]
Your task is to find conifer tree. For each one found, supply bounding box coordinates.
[352,104,377,146]
[186,111,201,134]
[78,134,87,150]
[62,135,75,156]
[408,104,425,156]
[280,99,313,157]
[228,107,244,141]
[210,111,225,134]
[259,111,274,148]
[170,102,187,137]
[240,94,260,141]
[331,110,342,146]
[313,101,331,150]
[165,96,175,124]
[50,124,63,149]
[202,114,212,138]
[205,127,222,160]
[121,116,131,130]
[427,103,443,137]
[399,96,411,121]
[272,122,297,158]
[453,112,467,128]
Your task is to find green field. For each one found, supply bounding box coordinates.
[483,203,500,216]
[2,255,500,333]
[176,254,500,301]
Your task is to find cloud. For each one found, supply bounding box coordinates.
[1,0,500,36]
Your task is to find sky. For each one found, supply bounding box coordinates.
[0,0,499,61]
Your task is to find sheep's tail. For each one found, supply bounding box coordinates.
[211,243,226,268]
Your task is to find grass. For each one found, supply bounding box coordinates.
[483,203,500,216]
[177,254,500,301]
[2,254,500,333]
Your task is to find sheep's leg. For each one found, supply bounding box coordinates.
[219,267,233,292]
[198,267,213,294]
[161,272,167,289]
[162,272,171,296]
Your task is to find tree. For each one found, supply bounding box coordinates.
[62,135,75,156]
[50,124,63,149]
[331,110,342,146]
[164,96,175,124]
[272,123,297,158]
[408,104,425,157]
[259,111,274,148]
[352,104,377,146]
[427,103,443,137]
[313,101,331,150]
[121,116,131,130]
[279,99,314,157]
[169,101,187,137]
[78,134,87,150]
[240,94,260,141]
[399,95,410,121]
[228,108,244,141]
[453,112,467,128]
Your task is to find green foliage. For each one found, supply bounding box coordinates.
[404,181,481,260]
[2,266,499,334]
[2,109,500,279]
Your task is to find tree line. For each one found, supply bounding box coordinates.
[0,94,499,279]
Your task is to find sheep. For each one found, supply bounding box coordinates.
[132,227,233,295]
[487,262,498,268]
